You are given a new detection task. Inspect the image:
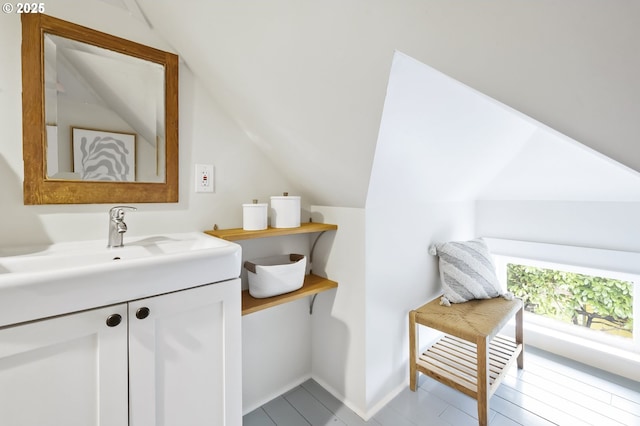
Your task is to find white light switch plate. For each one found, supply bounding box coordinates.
[195,164,214,193]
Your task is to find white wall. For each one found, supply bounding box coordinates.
[351,50,512,417]
[309,51,494,418]
[364,202,475,416]
[0,4,303,247]
[476,201,640,253]
[310,206,367,417]
[400,0,640,178]
[239,234,315,414]
[307,204,476,419]
[308,204,470,421]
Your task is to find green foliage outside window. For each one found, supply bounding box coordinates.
[507,264,634,339]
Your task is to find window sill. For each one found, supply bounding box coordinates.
[513,321,640,382]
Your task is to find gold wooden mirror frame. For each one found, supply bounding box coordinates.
[21,13,178,204]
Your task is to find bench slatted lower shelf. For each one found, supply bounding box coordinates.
[416,334,522,398]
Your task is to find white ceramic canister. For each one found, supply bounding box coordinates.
[270,192,301,228]
[242,200,268,231]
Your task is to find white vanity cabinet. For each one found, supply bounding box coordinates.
[129,279,241,426]
[0,303,129,425]
[0,279,241,426]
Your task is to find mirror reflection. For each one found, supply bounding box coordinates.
[44,34,166,183]
[21,13,178,204]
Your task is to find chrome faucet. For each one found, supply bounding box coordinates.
[108,206,137,248]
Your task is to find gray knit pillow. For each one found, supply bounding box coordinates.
[429,238,512,306]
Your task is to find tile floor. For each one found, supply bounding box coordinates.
[243,347,640,425]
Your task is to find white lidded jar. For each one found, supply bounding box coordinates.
[242,199,268,231]
[270,192,300,228]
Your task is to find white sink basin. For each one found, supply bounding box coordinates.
[0,232,241,327]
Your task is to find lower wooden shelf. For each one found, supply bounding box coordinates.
[242,274,338,315]
[416,334,522,397]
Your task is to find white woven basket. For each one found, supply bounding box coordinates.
[244,254,306,298]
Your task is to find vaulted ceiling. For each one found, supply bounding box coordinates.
[368,52,640,208]
[93,0,640,206]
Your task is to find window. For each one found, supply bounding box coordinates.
[507,263,634,343]
[487,238,640,356]
[486,238,640,380]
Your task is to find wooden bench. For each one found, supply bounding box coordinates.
[409,296,524,426]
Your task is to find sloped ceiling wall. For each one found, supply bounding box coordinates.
[367,52,539,206]
[369,52,640,207]
[132,0,639,207]
[479,126,640,201]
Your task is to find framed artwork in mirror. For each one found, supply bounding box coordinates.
[72,128,136,182]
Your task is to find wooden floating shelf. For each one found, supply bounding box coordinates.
[242,274,338,315]
[205,222,339,315]
[204,222,338,241]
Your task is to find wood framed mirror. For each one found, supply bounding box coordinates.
[21,13,178,204]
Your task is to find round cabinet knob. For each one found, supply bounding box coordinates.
[136,307,150,320]
[106,314,122,327]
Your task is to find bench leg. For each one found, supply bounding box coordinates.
[516,305,524,369]
[409,310,418,391]
[477,337,489,426]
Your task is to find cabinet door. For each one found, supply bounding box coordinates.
[128,279,241,426]
[0,304,128,426]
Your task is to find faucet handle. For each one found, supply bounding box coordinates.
[110,205,137,220]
